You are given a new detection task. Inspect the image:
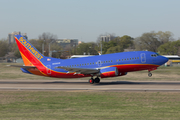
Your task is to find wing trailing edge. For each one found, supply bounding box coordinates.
[56,66,100,75]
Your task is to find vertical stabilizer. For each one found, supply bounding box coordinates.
[14,35,45,66]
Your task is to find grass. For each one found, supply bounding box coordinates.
[0,91,180,120]
[1,63,180,81]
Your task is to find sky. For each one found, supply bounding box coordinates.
[0,0,180,42]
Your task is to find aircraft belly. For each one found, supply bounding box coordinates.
[115,64,159,72]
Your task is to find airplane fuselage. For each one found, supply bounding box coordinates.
[14,35,168,84]
[23,51,167,78]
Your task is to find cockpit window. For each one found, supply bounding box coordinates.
[151,54,155,57]
[151,53,159,57]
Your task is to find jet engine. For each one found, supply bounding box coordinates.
[100,67,118,78]
[100,67,128,78]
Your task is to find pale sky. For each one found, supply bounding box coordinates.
[0,0,180,42]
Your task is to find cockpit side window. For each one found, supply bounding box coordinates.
[151,53,159,57]
[151,54,155,57]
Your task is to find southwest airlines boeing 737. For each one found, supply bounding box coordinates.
[12,35,168,84]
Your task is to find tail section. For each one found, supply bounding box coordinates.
[14,35,45,66]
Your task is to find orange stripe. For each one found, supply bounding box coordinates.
[20,51,34,66]
[26,68,48,76]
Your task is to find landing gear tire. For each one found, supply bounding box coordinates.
[89,78,94,84]
[148,72,152,77]
[94,77,100,83]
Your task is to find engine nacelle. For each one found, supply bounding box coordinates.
[100,67,118,78]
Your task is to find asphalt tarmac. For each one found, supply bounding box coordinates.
[0,79,180,92]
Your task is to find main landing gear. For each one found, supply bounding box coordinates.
[148,71,152,77]
[89,77,100,84]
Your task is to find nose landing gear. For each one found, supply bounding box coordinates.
[148,71,152,77]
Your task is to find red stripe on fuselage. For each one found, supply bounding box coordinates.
[112,64,159,72]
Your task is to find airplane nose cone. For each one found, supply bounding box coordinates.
[162,56,169,64]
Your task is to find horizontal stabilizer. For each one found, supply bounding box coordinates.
[7,65,36,68]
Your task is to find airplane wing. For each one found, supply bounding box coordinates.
[56,66,100,74]
[7,65,36,68]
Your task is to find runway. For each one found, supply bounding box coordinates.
[0,79,180,91]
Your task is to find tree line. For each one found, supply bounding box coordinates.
[0,31,180,58]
